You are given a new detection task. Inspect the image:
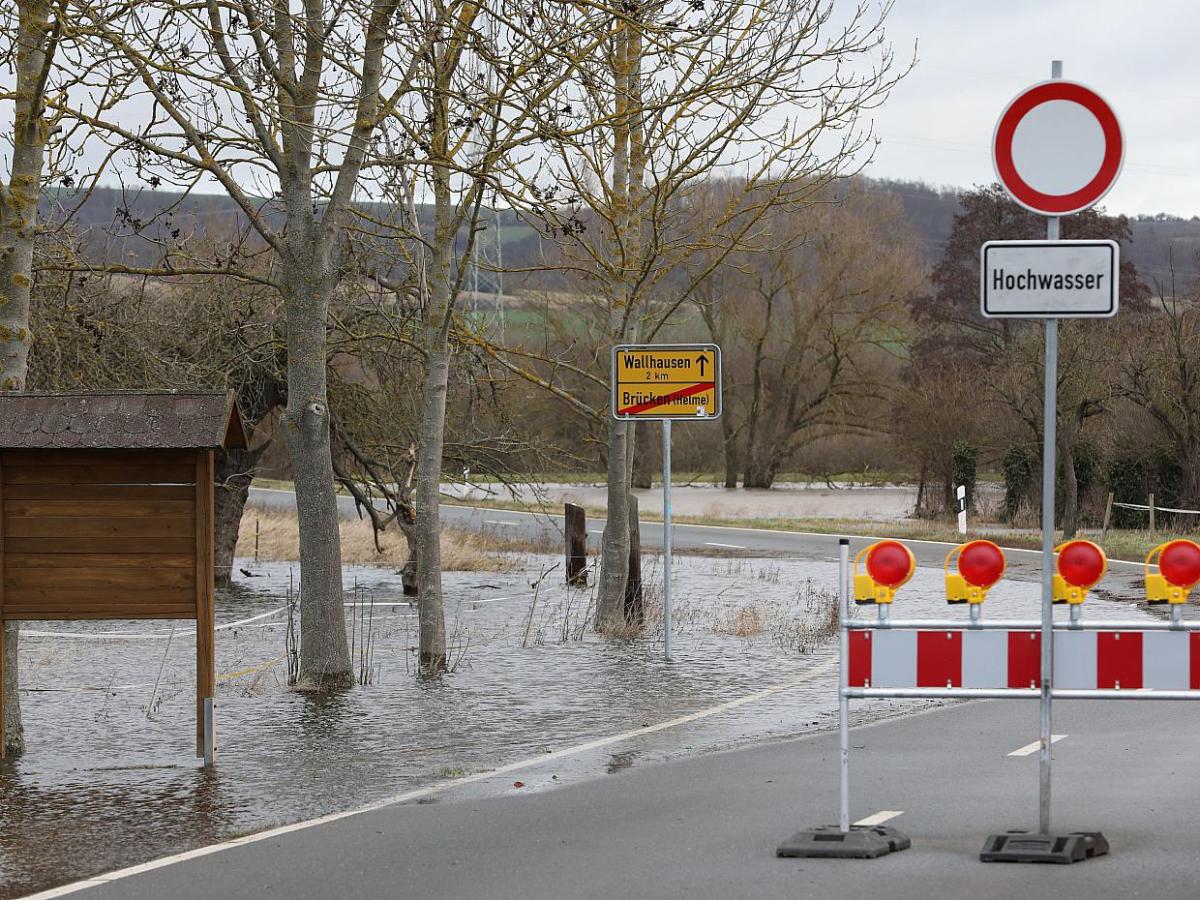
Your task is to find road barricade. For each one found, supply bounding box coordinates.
[778,535,1200,864]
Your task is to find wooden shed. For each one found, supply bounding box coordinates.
[0,390,246,763]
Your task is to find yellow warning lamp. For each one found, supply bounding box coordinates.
[1144,540,1200,605]
[853,540,916,605]
[945,540,1007,605]
[1052,540,1107,605]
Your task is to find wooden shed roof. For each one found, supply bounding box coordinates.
[0,390,247,450]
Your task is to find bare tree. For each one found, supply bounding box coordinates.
[0,0,71,753]
[28,242,288,584]
[481,1,906,630]
[714,184,923,489]
[1120,266,1200,508]
[66,0,453,686]
[342,0,600,670]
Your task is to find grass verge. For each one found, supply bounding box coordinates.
[441,496,1186,563]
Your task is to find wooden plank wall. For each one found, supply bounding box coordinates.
[0,449,199,620]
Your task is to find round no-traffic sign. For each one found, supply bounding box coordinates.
[993,79,1123,216]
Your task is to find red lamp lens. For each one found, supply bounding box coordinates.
[866,540,913,588]
[958,540,1006,588]
[1057,541,1106,588]
[1158,540,1200,588]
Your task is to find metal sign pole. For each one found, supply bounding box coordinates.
[838,538,850,832]
[663,419,672,661]
[1038,58,1063,835]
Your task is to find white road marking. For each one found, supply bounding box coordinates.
[483,519,517,526]
[1008,734,1067,757]
[588,529,604,535]
[27,658,838,899]
[853,810,904,827]
[704,541,746,550]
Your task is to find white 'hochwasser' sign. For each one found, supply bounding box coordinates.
[980,239,1119,318]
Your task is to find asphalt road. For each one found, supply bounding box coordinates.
[73,697,1200,899]
[247,487,1058,582]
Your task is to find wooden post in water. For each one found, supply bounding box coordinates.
[196,450,217,766]
[565,502,588,587]
[624,493,644,625]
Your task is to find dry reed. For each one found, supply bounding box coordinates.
[237,506,551,572]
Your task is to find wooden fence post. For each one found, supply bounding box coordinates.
[565,502,588,587]
[1149,492,1156,533]
[624,494,644,625]
[1101,491,1114,540]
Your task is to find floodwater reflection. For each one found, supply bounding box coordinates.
[0,552,1147,897]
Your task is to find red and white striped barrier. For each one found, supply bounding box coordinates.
[849,629,1200,691]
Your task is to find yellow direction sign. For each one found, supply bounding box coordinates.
[611,343,722,420]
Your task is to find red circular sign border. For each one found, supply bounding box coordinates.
[993,80,1124,216]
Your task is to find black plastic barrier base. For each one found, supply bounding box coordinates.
[980,830,1109,864]
[777,825,911,859]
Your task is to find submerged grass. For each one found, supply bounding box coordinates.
[237,507,557,572]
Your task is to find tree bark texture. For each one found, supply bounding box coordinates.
[282,268,351,689]
[213,447,258,588]
[631,419,653,489]
[1060,429,1079,539]
[742,452,777,490]
[596,15,643,631]
[721,413,739,489]
[0,0,57,754]
[596,416,631,629]
[414,346,450,671]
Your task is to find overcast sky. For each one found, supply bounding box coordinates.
[866,0,1199,217]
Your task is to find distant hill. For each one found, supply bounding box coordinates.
[42,181,1200,291]
[867,178,1200,289]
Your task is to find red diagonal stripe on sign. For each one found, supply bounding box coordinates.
[618,381,715,416]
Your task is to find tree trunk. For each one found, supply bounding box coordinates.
[213,447,258,588]
[596,416,631,629]
[1059,424,1079,540]
[0,0,57,755]
[414,346,450,671]
[631,419,654,489]
[721,413,739,489]
[742,448,777,490]
[399,516,418,597]
[281,270,351,690]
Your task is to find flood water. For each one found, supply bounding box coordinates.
[0,549,1152,897]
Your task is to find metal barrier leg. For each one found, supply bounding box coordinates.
[202,697,215,769]
[776,538,909,860]
[839,539,850,833]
